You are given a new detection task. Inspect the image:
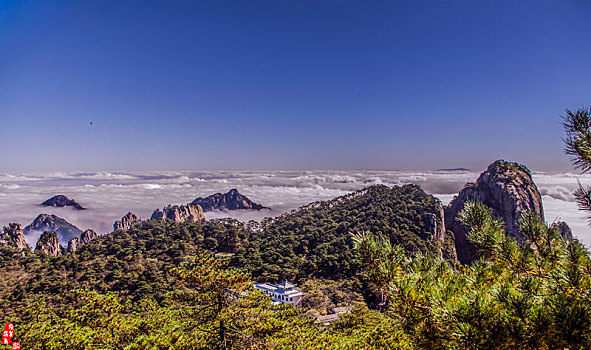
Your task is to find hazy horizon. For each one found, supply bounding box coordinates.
[1,168,590,249]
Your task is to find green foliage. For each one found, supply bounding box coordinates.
[299,278,363,315]
[0,218,253,319]
[10,251,412,349]
[234,184,452,282]
[562,106,591,223]
[355,201,591,349]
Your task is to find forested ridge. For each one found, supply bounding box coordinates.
[232,184,456,281]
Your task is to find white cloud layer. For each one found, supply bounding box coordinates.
[0,170,589,247]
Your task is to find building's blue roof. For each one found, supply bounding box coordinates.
[254,280,302,296]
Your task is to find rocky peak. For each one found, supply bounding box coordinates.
[81,229,98,244]
[0,223,32,252]
[41,195,86,210]
[113,212,140,231]
[35,231,63,256]
[67,229,99,253]
[23,214,83,244]
[445,160,544,264]
[192,189,269,211]
[150,203,206,223]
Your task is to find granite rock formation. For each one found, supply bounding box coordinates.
[114,212,140,231]
[422,206,446,241]
[0,223,32,252]
[445,160,544,264]
[66,229,99,253]
[41,195,86,210]
[35,231,63,256]
[81,229,98,244]
[67,237,80,253]
[23,214,83,244]
[151,203,206,223]
[192,189,269,211]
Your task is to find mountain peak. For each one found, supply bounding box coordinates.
[41,195,86,210]
[192,189,269,211]
[150,203,206,223]
[0,223,31,253]
[444,159,544,264]
[23,214,83,244]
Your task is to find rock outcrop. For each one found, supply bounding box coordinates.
[66,229,99,253]
[192,189,269,211]
[113,212,140,231]
[552,221,573,240]
[151,203,206,223]
[445,160,544,264]
[23,214,83,244]
[81,229,98,244]
[0,223,32,252]
[35,231,63,256]
[41,195,86,210]
[67,237,80,253]
[422,206,446,241]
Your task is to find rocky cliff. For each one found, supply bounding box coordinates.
[422,206,446,242]
[150,203,206,223]
[41,195,86,210]
[0,223,31,252]
[66,229,99,253]
[445,160,544,264]
[113,212,140,231]
[192,189,269,211]
[35,231,63,256]
[23,214,83,243]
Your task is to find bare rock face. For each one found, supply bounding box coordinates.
[445,160,544,264]
[192,189,269,211]
[81,229,98,244]
[150,203,206,223]
[35,231,63,256]
[67,237,80,253]
[67,229,99,253]
[423,205,446,241]
[0,223,32,252]
[114,212,140,231]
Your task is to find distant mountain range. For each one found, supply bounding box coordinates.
[437,167,470,171]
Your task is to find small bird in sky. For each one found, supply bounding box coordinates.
[90,122,93,125]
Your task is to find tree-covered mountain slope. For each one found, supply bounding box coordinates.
[0,184,455,317]
[232,184,456,282]
[0,218,252,317]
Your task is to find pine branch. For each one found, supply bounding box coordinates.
[562,107,591,173]
[574,182,591,224]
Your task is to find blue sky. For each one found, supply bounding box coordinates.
[1,0,590,172]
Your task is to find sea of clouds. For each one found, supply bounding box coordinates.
[0,170,590,247]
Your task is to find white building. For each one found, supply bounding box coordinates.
[254,280,304,307]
